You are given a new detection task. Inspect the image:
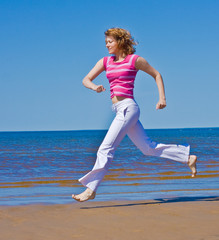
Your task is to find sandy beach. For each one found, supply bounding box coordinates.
[1,196,219,240]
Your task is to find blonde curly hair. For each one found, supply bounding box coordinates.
[104,28,137,55]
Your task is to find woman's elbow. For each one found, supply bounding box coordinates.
[82,76,92,88]
[82,77,89,86]
[155,72,162,80]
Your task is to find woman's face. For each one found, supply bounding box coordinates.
[105,36,119,54]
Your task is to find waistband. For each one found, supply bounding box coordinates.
[111,98,138,112]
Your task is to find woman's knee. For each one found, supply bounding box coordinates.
[140,141,158,156]
[97,144,114,158]
[96,146,113,170]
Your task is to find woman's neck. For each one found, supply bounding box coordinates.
[113,51,127,62]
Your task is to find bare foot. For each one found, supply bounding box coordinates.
[72,188,96,202]
[188,155,197,177]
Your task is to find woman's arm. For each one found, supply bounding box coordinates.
[82,58,106,93]
[135,56,166,109]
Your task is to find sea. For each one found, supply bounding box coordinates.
[0,128,219,206]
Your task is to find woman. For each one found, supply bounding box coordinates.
[72,28,197,202]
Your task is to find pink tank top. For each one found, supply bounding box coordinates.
[103,54,139,99]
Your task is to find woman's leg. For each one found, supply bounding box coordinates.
[72,101,140,201]
[127,120,197,176]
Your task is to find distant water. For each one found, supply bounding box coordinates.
[0,128,219,206]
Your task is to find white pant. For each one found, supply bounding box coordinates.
[79,98,190,191]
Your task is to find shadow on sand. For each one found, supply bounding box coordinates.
[80,195,219,209]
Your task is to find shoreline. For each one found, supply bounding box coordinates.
[1,189,219,207]
[1,197,219,240]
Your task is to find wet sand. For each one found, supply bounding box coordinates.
[1,196,219,240]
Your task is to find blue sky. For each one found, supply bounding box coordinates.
[0,0,219,131]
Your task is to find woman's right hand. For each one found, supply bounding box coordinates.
[156,98,166,110]
[93,85,106,93]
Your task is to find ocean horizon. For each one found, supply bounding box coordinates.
[1,126,219,133]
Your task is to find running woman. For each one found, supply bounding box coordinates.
[72,28,197,202]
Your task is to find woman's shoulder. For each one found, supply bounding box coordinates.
[103,55,114,61]
[127,54,141,69]
[131,53,140,56]
[103,56,113,69]
[103,55,114,63]
[130,53,140,59]
[129,53,140,57]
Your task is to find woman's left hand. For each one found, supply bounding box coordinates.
[156,99,166,110]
